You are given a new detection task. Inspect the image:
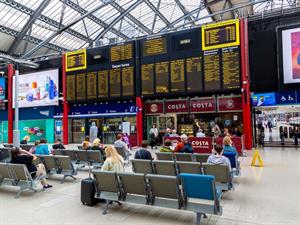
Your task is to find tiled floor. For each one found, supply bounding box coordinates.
[0,147,299,225]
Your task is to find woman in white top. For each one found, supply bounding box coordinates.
[101,146,124,173]
[149,124,158,149]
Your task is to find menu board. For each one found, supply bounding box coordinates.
[110,43,133,62]
[76,73,86,100]
[155,61,169,93]
[171,59,185,92]
[222,46,240,90]
[186,57,202,92]
[204,50,221,91]
[202,19,240,50]
[66,75,75,101]
[110,69,121,97]
[122,66,134,96]
[141,64,154,95]
[98,70,108,98]
[143,37,167,57]
[65,49,87,72]
[87,72,97,99]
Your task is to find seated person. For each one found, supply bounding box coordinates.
[114,133,130,153]
[35,138,50,155]
[29,140,40,154]
[82,141,91,150]
[20,135,30,144]
[174,134,193,153]
[82,136,91,146]
[207,144,231,171]
[10,147,52,189]
[196,128,205,137]
[223,136,237,154]
[134,140,153,160]
[52,139,65,150]
[164,128,171,138]
[160,139,173,152]
[101,146,124,173]
[170,129,179,137]
[91,138,103,150]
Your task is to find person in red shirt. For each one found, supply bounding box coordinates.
[174,134,193,153]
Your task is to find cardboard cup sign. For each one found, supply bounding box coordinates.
[189,137,213,153]
[145,102,164,115]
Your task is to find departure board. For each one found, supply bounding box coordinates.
[222,46,240,90]
[204,50,221,91]
[98,70,108,98]
[87,72,97,99]
[171,59,185,92]
[66,75,75,101]
[143,37,167,57]
[76,73,86,100]
[186,57,202,92]
[202,19,240,50]
[122,66,134,96]
[65,49,87,72]
[110,43,133,62]
[141,64,154,95]
[110,69,121,97]
[155,61,169,93]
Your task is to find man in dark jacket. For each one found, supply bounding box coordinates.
[134,140,153,160]
[52,139,65,150]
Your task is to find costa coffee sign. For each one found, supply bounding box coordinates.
[165,100,189,114]
[189,137,213,153]
[218,96,242,112]
[145,102,164,115]
[190,98,216,113]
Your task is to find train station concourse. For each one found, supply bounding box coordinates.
[0,1,299,225]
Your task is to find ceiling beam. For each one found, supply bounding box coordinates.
[8,0,51,54]
[144,0,172,27]
[151,0,162,32]
[174,0,195,23]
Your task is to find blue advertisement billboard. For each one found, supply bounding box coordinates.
[0,76,5,110]
[251,92,276,107]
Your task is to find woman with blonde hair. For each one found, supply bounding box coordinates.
[101,146,124,173]
[223,136,237,154]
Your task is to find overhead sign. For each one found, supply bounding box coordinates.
[145,101,164,115]
[165,99,189,114]
[276,91,297,105]
[251,92,276,107]
[0,77,5,110]
[190,97,216,113]
[218,96,242,112]
[13,69,59,108]
[65,49,87,72]
[202,19,240,51]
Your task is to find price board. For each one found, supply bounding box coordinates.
[143,37,168,57]
[66,75,75,101]
[202,19,240,50]
[122,66,134,96]
[87,72,97,99]
[170,59,185,92]
[110,68,121,97]
[76,73,86,100]
[204,50,221,91]
[110,43,133,62]
[155,61,169,93]
[186,57,202,92]
[65,49,87,72]
[141,64,154,95]
[98,70,108,98]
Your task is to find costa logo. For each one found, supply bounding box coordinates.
[150,104,158,112]
[192,102,213,109]
[167,103,186,110]
[191,141,209,147]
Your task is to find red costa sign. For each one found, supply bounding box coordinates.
[189,137,213,153]
[218,96,242,112]
[165,100,188,113]
[190,98,216,113]
[145,102,164,115]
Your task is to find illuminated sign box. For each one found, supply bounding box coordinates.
[65,49,87,72]
[202,19,240,50]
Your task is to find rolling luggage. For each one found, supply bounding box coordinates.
[81,177,97,206]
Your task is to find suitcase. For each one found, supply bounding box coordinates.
[81,177,97,206]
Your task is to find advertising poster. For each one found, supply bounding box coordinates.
[13,69,59,108]
[0,76,5,110]
[282,27,300,84]
[252,92,276,107]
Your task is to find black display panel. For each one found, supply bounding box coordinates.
[66,75,75,101]
[87,72,97,99]
[122,66,134,96]
[76,73,86,100]
[204,50,221,91]
[143,37,168,57]
[110,68,121,97]
[141,64,154,95]
[170,59,185,92]
[155,61,169,93]
[222,46,240,90]
[98,70,108,98]
[186,57,202,92]
[171,29,201,52]
[110,43,133,62]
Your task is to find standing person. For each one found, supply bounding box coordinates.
[207,144,231,171]
[232,127,242,137]
[149,124,158,149]
[101,146,124,172]
[212,123,221,137]
[10,148,52,189]
[174,134,193,153]
[196,129,206,138]
[122,133,131,150]
[89,122,98,143]
[134,140,153,160]
[52,139,65,150]
[35,138,50,155]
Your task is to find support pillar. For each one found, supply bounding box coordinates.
[240,18,253,150]
[62,54,69,145]
[136,97,143,146]
[7,64,14,144]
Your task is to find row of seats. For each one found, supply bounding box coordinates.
[93,170,222,225]
[3,144,33,151]
[0,148,10,162]
[131,159,233,191]
[0,162,46,198]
